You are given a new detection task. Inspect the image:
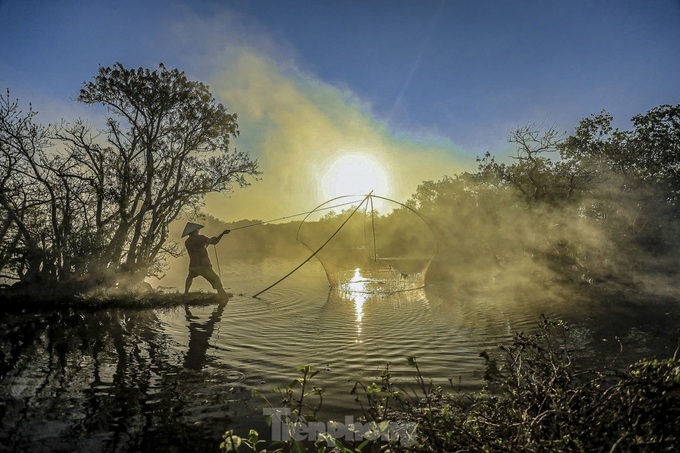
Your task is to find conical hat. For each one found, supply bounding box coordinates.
[181,222,204,237]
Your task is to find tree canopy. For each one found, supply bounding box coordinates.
[0,63,260,289]
[409,104,680,289]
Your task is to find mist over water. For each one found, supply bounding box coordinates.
[4,132,680,451]
[3,249,677,451]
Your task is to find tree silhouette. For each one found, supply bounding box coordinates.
[1,63,261,289]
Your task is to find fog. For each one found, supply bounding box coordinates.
[138,44,679,305]
[155,171,680,306]
[201,50,475,223]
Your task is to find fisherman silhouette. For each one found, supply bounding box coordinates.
[182,222,230,301]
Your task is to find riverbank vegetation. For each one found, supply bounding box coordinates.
[0,287,228,313]
[408,107,680,298]
[222,316,680,452]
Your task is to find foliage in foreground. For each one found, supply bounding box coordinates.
[222,316,680,452]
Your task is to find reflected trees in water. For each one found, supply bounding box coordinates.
[0,304,240,452]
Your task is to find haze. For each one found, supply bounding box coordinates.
[1,0,678,221]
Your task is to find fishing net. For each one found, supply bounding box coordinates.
[296,194,438,294]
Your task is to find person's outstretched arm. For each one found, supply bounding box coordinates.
[207,229,230,245]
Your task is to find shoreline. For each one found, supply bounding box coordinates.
[0,288,231,313]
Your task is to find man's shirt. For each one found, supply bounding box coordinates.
[185,234,213,267]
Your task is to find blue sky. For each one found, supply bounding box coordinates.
[1,0,679,219]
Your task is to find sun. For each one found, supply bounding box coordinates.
[321,153,390,201]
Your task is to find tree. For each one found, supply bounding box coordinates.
[558,105,680,261]
[629,104,680,204]
[476,124,598,206]
[0,90,71,285]
[63,63,260,282]
[560,105,680,207]
[1,63,260,288]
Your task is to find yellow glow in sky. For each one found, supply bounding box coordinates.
[321,152,390,200]
[204,50,471,222]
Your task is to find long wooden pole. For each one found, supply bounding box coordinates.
[252,192,372,298]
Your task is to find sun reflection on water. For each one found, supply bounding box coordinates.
[339,268,373,342]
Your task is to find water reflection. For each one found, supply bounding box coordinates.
[0,307,248,452]
[1,260,678,452]
[334,268,436,349]
[338,268,372,340]
[184,302,228,370]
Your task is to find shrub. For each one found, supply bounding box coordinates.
[221,316,680,452]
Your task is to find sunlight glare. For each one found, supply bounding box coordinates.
[340,268,370,342]
[321,153,390,201]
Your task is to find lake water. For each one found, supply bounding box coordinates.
[1,257,678,452]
